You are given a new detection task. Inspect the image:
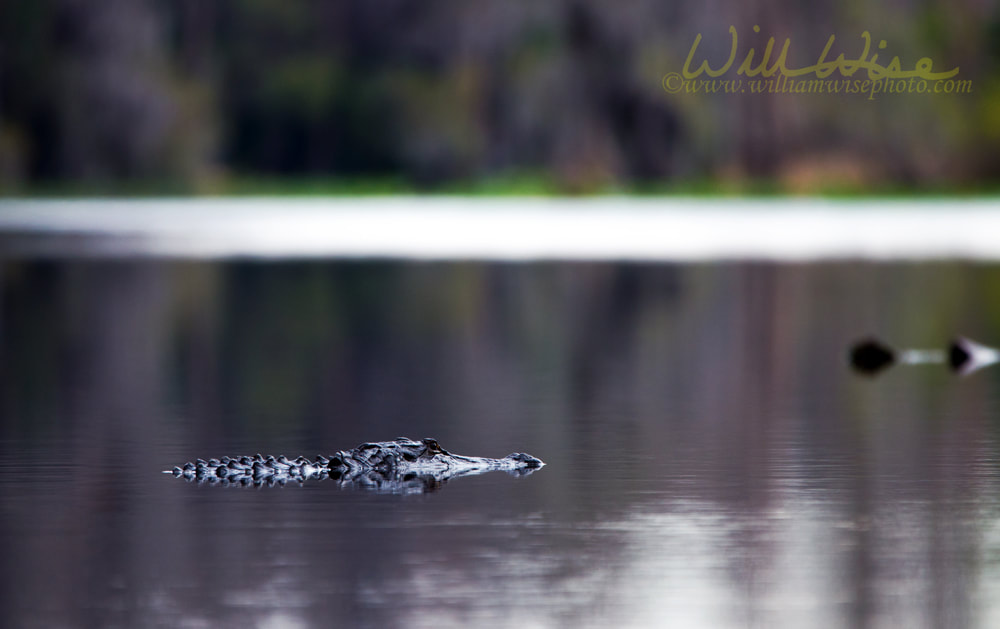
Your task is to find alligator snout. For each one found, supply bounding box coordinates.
[505,452,544,468]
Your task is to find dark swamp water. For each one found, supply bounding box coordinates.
[5,259,1000,628]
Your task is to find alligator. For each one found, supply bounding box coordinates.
[165,437,544,494]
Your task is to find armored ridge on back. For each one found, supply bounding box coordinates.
[165,437,545,493]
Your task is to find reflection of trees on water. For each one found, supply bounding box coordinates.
[3,261,1000,626]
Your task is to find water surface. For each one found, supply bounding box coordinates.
[4,258,1000,628]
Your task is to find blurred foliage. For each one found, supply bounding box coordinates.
[1,0,999,195]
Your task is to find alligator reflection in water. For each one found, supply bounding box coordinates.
[166,437,544,494]
[849,336,1000,376]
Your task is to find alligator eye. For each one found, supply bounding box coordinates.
[422,438,441,452]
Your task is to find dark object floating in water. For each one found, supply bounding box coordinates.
[850,337,1000,376]
[849,339,896,375]
[164,437,544,494]
[948,337,1000,375]
[949,338,971,371]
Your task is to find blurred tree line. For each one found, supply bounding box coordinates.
[0,0,998,194]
